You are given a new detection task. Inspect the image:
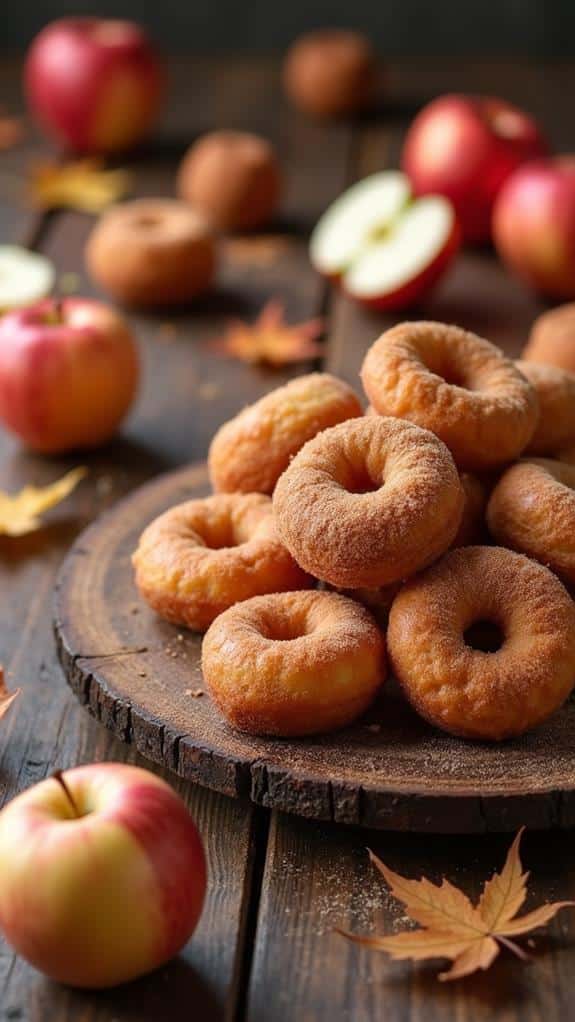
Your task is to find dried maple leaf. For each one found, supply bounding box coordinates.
[337,830,575,981]
[0,467,86,537]
[0,666,20,720]
[28,159,130,213]
[214,299,324,367]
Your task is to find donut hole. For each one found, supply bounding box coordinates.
[134,214,162,229]
[463,619,505,653]
[193,517,241,550]
[333,456,383,495]
[259,609,310,642]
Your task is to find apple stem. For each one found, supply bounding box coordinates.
[52,770,80,818]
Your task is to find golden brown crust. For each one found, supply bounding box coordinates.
[487,458,575,584]
[202,589,386,736]
[132,493,311,631]
[283,30,376,118]
[177,131,281,232]
[273,416,464,588]
[361,321,537,470]
[209,373,362,494]
[453,472,488,547]
[517,360,575,455]
[523,303,575,373]
[86,198,216,307]
[388,546,575,741]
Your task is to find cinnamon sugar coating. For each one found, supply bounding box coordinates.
[388,546,575,740]
[487,459,575,584]
[523,303,575,373]
[209,373,362,495]
[273,416,464,588]
[202,589,386,736]
[361,321,537,470]
[517,360,575,455]
[132,493,310,631]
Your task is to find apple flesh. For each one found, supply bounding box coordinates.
[0,297,139,453]
[402,94,547,243]
[493,157,575,299]
[310,172,460,310]
[0,764,206,988]
[25,18,163,154]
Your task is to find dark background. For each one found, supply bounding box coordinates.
[3,0,575,55]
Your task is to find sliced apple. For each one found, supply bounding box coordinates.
[0,246,55,311]
[310,171,460,310]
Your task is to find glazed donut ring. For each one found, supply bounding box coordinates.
[388,546,575,740]
[523,303,575,374]
[202,590,386,736]
[273,416,464,588]
[487,459,575,584]
[209,373,362,494]
[86,198,216,307]
[516,361,575,455]
[361,321,537,470]
[132,493,310,631]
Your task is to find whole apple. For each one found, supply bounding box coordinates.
[402,94,547,243]
[0,297,139,453]
[25,18,164,154]
[493,158,575,299]
[0,764,206,988]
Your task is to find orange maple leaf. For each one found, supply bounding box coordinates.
[213,299,324,368]
[337,829,575,981]
[0,666,20,721]
[0,467,86,537]
[28,159,130,214]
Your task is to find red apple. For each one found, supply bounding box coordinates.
[402,94,547,243]
[493,157,575,299]
[310,171,460,310]
[0,297,139,453]
[0,764,206,988]
[24,18,164,154]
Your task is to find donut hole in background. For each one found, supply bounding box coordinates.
[134,214,162,229]
[463,619,505,654]
[421,348,477,391]
[331,448,385,496]
[188,516,241,551]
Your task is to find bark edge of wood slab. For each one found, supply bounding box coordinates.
[53,463,575,834]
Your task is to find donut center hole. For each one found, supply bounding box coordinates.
[436,362,473,389]
[196,520,240,550]
[264,614,309,642]
[464,620,505,653]
[134,214,162,229]
[346,468,381,494]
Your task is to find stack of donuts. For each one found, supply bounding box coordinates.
[133,311,575,744]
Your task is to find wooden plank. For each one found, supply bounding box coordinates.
[248,59,575,1022]
[0,55,351,1020]
[248,815,575,1022]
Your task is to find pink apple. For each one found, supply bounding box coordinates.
[0,297,139,454]
[0,764,206,988]
[310,171,460,310]
[493,157,575,299]
[25,18,164,154]
[402,94,548,243]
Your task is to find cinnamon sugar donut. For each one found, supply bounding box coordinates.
[516,361,575,455]
[209,373,362,495]
[487,459,575,584]
[361,321,537,470]
[273,417,463,588]
[132,493,310,631]
[523,304,575,373]
[86,198,216,307]
[388,546,575,740]
[202,590,386,736]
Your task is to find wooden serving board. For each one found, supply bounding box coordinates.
[54,462,575,834]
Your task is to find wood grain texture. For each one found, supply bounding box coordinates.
[0,55,350,1021]
[55,462,575,834]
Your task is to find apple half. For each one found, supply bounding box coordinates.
[0,246,55,311]
[310,171,460,310]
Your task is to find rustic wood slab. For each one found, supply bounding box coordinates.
[55,461,575,834]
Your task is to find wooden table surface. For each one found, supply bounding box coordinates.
[1,55,575,1022]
